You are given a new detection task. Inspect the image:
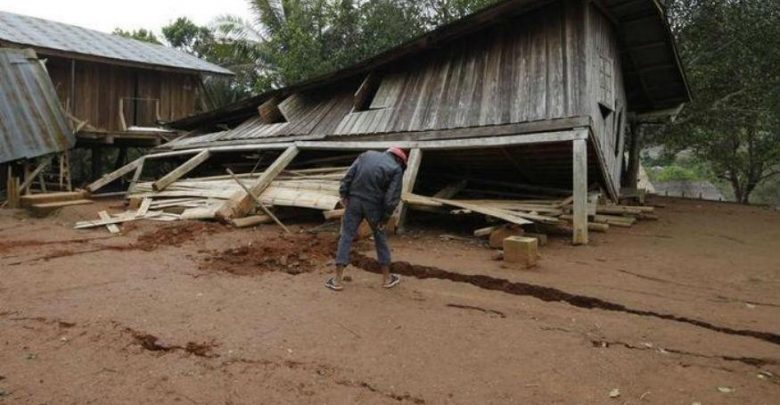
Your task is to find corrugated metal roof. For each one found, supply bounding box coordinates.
[0,11,233,75]
[0,48,75,164]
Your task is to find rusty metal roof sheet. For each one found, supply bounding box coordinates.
[0,48,75,164]
[0,11,233,76]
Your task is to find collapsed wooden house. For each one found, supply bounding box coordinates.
[0,10,233,179]
[85,0,690,244]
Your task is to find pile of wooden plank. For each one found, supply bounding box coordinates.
[76,167,348,232]
[403,191,655,244]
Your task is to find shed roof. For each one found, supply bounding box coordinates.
[0,48,75,164]
[170,0,690,130]
[0,11,233,76]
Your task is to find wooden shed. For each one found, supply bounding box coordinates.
[0,10,233,148]
[137,0,690,244]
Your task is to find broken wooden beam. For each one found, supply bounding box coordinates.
[218,146,299,220]
[152,150,211,191]
[396,148,422,233]
[85,158,143,193]
[225,168,290,233]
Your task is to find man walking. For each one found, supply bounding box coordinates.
[326,147,407,291]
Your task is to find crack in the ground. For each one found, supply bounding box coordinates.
[446,303,506,318]
[120,325,219,358]
[350,253,780,347]
[335,379,426,404]
[590,339,780,370]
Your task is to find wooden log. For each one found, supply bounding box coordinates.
[596,205,653,215]
[152,150,211,191]
[5,169,20,209]
[489,226,524,248]
[323,209,345,220]
[219,146,299,220]
[20,191,87,207]
[593,214,636,227]
[85,158,142,193]
[559,215,611,232]
[180,206,219,220]
[396,148,422,233]
[231,215,273,228]
[473,224,504,238]
[572,138,588,245]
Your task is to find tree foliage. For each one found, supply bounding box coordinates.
[112,28,161,44]
[212,0,499,91]
[657,0,780,203]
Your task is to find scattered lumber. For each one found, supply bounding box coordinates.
[74,211,162,229]
[225,168,290,233]
[97,211,121,234]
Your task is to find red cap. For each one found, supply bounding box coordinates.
[387,147,408,165]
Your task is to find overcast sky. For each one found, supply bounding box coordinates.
[0,0,253,34]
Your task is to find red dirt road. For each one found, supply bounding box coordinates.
[0,197,778,404]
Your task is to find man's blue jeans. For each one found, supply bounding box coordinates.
[335,197,391,266]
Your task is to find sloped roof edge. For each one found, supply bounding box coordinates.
[0,10,233,76]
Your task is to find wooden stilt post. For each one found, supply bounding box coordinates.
[396,148,422,233]
[572,135,589,245]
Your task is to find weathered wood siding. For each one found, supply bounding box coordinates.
[45,56,201,132]
[584,4,627,194]
[335,0,588,135]
[200,0,588,144]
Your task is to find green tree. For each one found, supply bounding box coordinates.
[657,0,780,203]
[112,28,161,44]
[213,0,500,91]
[162,17,214,57]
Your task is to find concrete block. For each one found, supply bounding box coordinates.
[488,226,524,248]
[503,236,538,269]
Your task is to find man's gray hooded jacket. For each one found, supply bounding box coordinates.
[339,151,404,221]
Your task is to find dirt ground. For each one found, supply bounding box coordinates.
[1,197,778,404]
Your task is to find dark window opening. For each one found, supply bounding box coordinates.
[353,72,381,112]
[614,111,624,156]
[257,96,287,124]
